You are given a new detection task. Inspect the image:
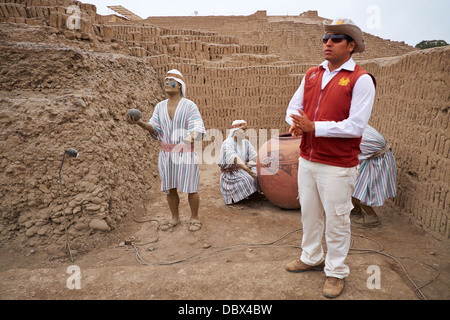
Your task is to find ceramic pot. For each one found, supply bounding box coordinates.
[257,133,301,209]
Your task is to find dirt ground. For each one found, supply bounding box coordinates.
[0,163,449,301]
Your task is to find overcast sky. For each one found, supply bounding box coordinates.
[85,0,449,47]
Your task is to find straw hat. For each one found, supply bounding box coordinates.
[323,18,365,53]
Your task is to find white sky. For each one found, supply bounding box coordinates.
[85,0,449,47]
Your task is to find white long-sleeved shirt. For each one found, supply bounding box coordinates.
[285,58,376,138]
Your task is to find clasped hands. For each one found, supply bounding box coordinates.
[289,109,315,138]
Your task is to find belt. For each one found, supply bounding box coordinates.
[368,144,391,160]
[160,142,194,153]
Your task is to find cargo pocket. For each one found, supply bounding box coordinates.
[334,202,353,227]
[335,202,353,216]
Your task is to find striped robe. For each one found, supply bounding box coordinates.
[218,137,259,204]
[353,125,397,207]
[149,98,206,194]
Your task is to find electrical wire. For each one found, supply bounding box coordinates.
[119,221,440,300]
[55,152,74,263]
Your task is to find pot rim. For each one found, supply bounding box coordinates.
[275,132,302,140]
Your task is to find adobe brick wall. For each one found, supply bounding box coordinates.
[360,47,449,239]
[0,1,448,241]
[0,28,165,247]
[145,10,416,64]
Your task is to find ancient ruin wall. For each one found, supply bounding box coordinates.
[147,57,300,134]
[360,47,449,239]
[145,39,450,241]
[0,0,289,249]
[0,23,165,248]
[143,13,449,240]
[0,0,448,243]
[146,11,416,64]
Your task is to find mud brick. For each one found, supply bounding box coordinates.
[17,4,27,17]
[48,10,58,28]
[0,4,9,17]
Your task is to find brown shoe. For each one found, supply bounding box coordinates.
[323,277,345,298]
[285,259,325,273]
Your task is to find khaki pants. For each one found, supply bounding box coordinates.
[298,157,358,279]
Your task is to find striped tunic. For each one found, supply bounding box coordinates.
[218,137,259,204]
[149,98,206,194]
[353,125,397,207]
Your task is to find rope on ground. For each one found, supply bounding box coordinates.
[349,233,439,300]
[118,221,440,300]
[116,224,303,266]
[132,217,160,246]
[399,257,441,295]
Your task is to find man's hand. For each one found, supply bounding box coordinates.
[290,109,315,133]
[126,109,142,125]
[289,123,303,138]
[126,114,140,125]
[247,168,257,178]
[127,116,156,136]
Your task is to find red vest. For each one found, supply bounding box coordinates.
[301,65,376,168]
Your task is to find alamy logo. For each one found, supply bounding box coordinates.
[366,5,381,30]
[367,265,381,290]
[66,5,81,30]
[66,265,81,290]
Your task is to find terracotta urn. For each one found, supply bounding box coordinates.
[257,133,301,209]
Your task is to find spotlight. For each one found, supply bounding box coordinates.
[65,148,79,158]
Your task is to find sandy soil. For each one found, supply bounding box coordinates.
[0,163,449,301]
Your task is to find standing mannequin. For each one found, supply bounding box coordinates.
[127,69,206,232]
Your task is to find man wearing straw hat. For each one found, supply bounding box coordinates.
[285,18,376,298]
[127,69,206,232]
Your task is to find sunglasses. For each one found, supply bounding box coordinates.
[322,34,353,44]
[164,78,178,87]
